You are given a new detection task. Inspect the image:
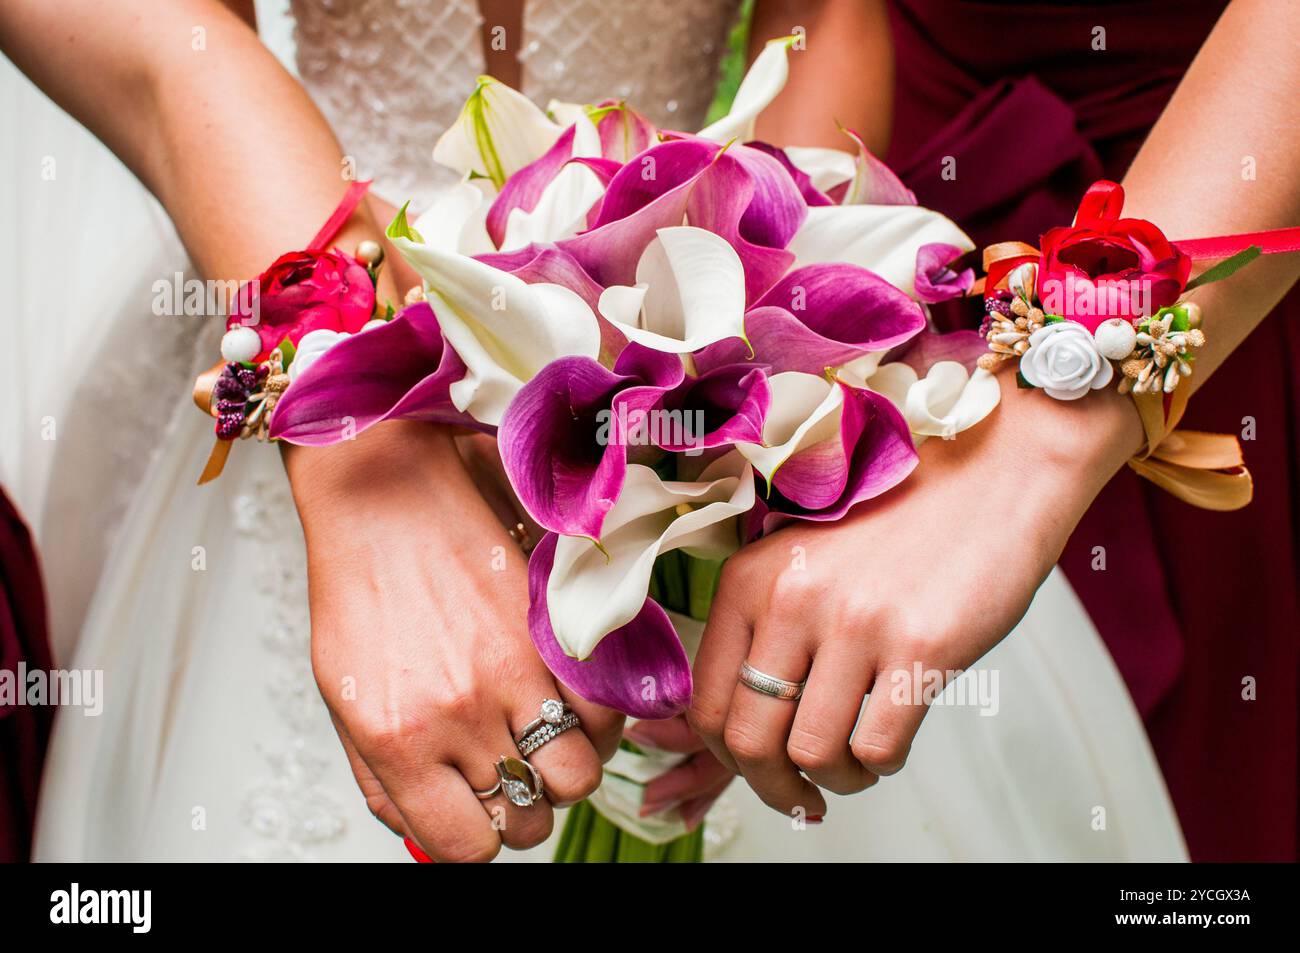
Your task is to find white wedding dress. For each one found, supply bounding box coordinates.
[5,0,1187,862]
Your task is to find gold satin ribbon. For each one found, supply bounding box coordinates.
[193,360,231,485]
[1127,388,1253,511]
[973,242,1253,510]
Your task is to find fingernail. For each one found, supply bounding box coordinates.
[403,837,434,863]
[806,814,824,825]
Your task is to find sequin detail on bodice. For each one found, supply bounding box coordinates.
[289,0,739,208]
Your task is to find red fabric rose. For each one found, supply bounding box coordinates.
[228,249,375,358]
[1035,181,1190,331]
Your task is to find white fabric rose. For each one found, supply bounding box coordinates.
[288,328,350,382]
[1019,321,1114,400]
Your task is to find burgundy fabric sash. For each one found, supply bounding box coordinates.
[0,488,51,862]
[887,0,1297,861]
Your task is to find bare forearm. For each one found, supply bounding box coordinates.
[969,0,1300,518]
[1122,0,1300,386]
[749,0,894,153]
[0,0,383,282]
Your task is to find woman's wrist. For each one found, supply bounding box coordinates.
[283,421,464,537]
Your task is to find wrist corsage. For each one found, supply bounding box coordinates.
[976,180,1300,511]
[192,180,390,482]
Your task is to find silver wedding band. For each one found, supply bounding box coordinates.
[739,660,806,701]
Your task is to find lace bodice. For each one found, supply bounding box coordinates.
[286,0,740,208]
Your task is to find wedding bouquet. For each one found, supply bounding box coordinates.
[263,37,999,859]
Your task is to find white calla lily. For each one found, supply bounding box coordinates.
[783,146,856,194]
[433,76,564,189]
[393,238,600,425]
[698,35,798,143]
[597,226,748,353]
[547,459,755,660]
[501,114,605,250]
[412,179,495,256]
[864,361,1001,443]
[546,100,589,127]
[735,371,843,486]
[788,204,973,298]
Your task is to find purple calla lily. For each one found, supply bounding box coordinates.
[486,123,584,249]
[914,242,976,303]
[269,302,480,445]
[528,533,692,719]
[560,137,806,302]
[694,263,926,375]
[498,344,684,540]
[760,382,919,530]
[591,100,659,162]
[744,141,834,207]
[654,364,770,452]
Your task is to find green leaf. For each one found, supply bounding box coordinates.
[1016,371,1035,389]
[385,201,424,244]
[1184,245,1262,292]
[276,335,296,367]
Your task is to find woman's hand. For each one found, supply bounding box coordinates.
[285,421,623,862]
[623,716,735,829]
[687,375,1143,817]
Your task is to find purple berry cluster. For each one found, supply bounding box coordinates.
[980,291,1014,337]
[211,362,266,440]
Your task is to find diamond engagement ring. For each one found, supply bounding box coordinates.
[517,711,581,756]
[513,698,574,744]
[474,755,545,807]
[739,660,806,700]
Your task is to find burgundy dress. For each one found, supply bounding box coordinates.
[0,488,52,862]
[885,0,1298,861]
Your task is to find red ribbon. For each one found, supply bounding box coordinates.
[307,179,372,253]
[1173,228,1300,261]
[1071,179,1300,262]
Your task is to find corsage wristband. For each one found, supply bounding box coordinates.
[192,180,391,483]
[976,180,1300,511]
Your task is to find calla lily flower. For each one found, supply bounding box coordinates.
[560,136,803,301]
[735,371,846,490]
[598,226,749,354]
[269,302,479,445]
[528,534,691,719]
[788,202,973,299]
[698,35,799,144]
[860,361,1001,443]
[654,363,770,452]
[784,128,915,207]
[412,180,495,256]
[393,237,601,426]
[541,459,755,664]
[590,100,659,162]
[499,343,684,541]
[914,242,976,303]
[693,262,926,375]
[736,372,918,524]
[434,75,564,189]
[500,342,771,541]
[486,114,607,251]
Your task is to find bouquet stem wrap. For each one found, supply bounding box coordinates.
[554,550,722,863]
